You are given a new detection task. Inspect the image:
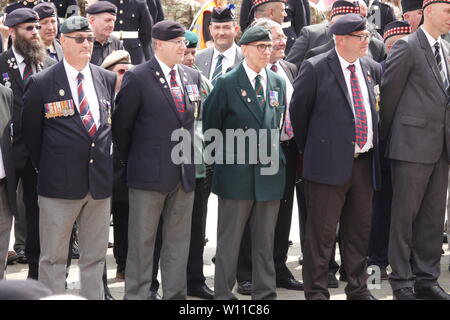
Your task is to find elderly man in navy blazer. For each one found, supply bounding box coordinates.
[22,16,116,300]
[113,21,201,300]
[290,14,382,300]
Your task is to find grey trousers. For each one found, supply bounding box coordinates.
[124,184,194,300]
[214,197,280,300]
[38,194,110,300]
[0,181,12,280]
[388,153,449,291]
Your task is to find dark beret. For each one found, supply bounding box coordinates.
[184,30,198,48]
[4,8,39,27]
[401,0,423,12]
[252,0,286,8]
[330,13,367,35]
[383,20,411,41]
[330,1,360,19]
[86,1,117,15]
[33,3,56,20]
[60,16,92,34]
[211,5,235,22]
[423,0,450,8]
[238,25,272,45]
[151,20,185,41]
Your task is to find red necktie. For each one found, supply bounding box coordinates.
[77,72,97,137]
[347,64,367,149]
[23,63,32,80]
[169,69,186,113]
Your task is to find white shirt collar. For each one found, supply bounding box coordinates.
[421,26,442,48]
[213,43,237,61]
[12,46,25,65]
[336,49,362,73]
[155,54,179,78]
[63,58,90,81]
[242,60,267,84]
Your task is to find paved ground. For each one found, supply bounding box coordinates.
[5,194,450,300]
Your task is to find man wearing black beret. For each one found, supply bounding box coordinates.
[34,2,63,61]
[401,0,423,32]
[86,1,124,66]
[290,13,382,300]
[113,20,202,300]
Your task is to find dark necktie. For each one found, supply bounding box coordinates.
[77,72,97,137]
[347,64,368,149]
[254,74,265,107]
[434,42,449,91]
[22,63,32,80]
[169,69,186,113]
[211,53,224,85]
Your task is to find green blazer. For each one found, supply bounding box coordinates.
[203,62,286,201]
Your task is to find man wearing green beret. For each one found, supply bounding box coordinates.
[203,25,286,300]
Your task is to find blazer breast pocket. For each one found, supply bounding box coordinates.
[400,115,428,128]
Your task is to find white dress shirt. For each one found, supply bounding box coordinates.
[421,26,448,81]
[0,147,5,179]
[63,59,100,127]
[336,50,373,154]
[155,55,184,93]
[210,43,238,80]
[270,62,294,141]
[243,60,267,96]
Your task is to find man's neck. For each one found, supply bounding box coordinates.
[66,59,88,72]
[336,47,357,64]
[155,53,175,69]
[95,35,108,45]
[423,23,441,40]
[246,59,263,73]
[44,40,53,49]
[215,43,233,54]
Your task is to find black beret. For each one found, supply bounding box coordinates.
[383,20,411,41]
[211,6,235,23]
[33,2,56,20]
[60,16,92,34]
[151,20,185,41]
[238,25,272,45]
[330,1,360,19]
[423,0,450,8]
[401,0,423,12]
[4,8,39,27]
[330,13,367,35]
[252,0,286,8]
[86,1,117,15]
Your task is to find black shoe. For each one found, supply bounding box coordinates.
[393,287,416,300]
[339,273,347,282]
[237,281,252,295]
[16,250,28,264]
[211,255,215,264]
[104,289,115,300]
[327,273,339,288]
[276,277,304,291]
[347,294,377,300]
[7,251,19,265]
[148,290,162,300]
[416,284,450,300]
[187,283,214,300]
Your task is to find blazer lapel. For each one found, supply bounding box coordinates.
[235,63,264,126]
[263,71,281,128]
[327,49,353,111]
[279,60,295,84]
[360,60,376,113]
[89,64,109,140]
[4,50,24,92]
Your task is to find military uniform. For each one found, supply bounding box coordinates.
[5,0,42,14]
[161,0,200,29]
[41,0,78,18]
[100,0,154,65]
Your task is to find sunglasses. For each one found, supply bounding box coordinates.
[64,34,95,44]
[18,25,41,31]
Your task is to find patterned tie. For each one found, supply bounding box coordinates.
[77,72,97,137]
[254,74,265,107]
[211,53,224,85]
[434,42,449,91]
[169,69,186,113]
[22,63,32,80]
[347,64,367,149]
[271,64,293,138]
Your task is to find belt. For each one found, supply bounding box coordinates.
[111,31,139,40]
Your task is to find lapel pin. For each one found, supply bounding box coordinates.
[59,89,65,96]
[11,57,15,62]
[160,78,166,84]
[241,89,247,97]
[164,85,168,89]
[183,77,188,82]
[247,98,251,103]
[156,71,160,76]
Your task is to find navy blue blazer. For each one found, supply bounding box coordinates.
[290,48,382,189]
[22,62,117,200]
[113,57,201,193]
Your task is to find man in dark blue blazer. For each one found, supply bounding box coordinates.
[290,14,382,300]
[113,21,201,300]
[22,16,116,300]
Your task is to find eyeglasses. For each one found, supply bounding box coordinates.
[273,35,287,43]
[347,33,371,42]
[63,34,95,44]
[17,25,41,31]
[166,39,189,47]
[248,43,273,53]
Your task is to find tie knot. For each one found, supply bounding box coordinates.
[435,42,441,51]
[270,64,278,73]
[169,69,176,78]
[347,64,356,73]
[217,54,225,61]
[77,72,84,81]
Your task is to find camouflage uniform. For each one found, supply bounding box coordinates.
[162,0,200,29]
[309,1,326,25]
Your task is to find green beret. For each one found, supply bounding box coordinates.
[60,16,92,34]
[238,26,271,45]
[184,31,198,48]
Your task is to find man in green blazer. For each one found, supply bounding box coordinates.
[203,26,286,300]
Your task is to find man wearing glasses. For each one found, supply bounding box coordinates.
[0,8,55,281]
[22,16,116,299]
[290,13,382,300]
[203,26,286,300]
[113,20,202,300]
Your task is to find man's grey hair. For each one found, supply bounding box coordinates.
[254,2,275,16]
[250,17,280,31]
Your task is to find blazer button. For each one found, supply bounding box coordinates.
[90,159,94,164]
[119,10,123,13]
[91,143,95,147]
[119,20,123,24]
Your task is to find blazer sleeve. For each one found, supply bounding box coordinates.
[379,38,413,140]
[289,60,317,153]
[22,76,44,169]
[112,71,142,162]
[286,27,311,69]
